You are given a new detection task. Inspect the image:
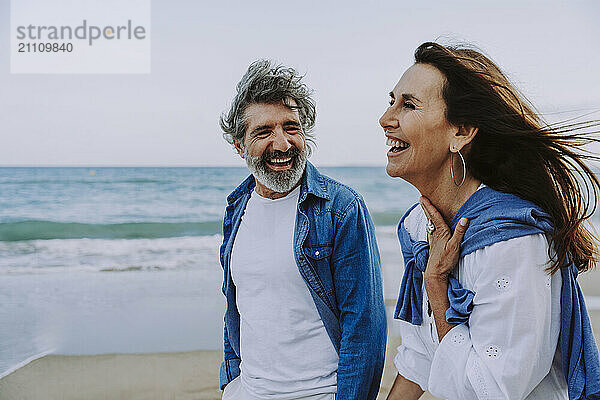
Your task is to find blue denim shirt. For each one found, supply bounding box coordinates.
[219,162,387,400]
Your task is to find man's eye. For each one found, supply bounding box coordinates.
[286,126,300,133]
[403,102,415,110]
[389,99,395,106]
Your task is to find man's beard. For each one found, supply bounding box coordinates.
[244,147,307,194]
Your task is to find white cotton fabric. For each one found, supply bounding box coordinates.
[230,186,338,399]
[222,376,336,400]
[393,204,569,400]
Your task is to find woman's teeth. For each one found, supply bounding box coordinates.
[386,137,410,151]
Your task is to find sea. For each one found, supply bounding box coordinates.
[1,166,599,379]
[0,166,418,378]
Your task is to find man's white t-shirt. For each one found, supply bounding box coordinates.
[230,185,338,399]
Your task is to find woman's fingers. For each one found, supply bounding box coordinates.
[419,196,449,235]
[420,197,469,279]
[447,217,469,253]
[419,196,432,221]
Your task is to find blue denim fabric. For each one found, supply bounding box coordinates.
[395,187,600,400]
[219,162,387,400]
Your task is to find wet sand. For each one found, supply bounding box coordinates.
[3,310,600,399]
[2,251,599,400]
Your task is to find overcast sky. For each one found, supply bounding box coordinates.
[1,0,599,166]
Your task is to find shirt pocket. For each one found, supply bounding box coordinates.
[302,243,336,310]
[303,244,333,261]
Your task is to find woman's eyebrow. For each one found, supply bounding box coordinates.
[389,91,421,103]
[401,93,421,103]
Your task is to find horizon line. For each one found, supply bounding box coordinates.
[0,163,388,168]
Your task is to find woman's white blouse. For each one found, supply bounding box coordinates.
[394,206,569,400]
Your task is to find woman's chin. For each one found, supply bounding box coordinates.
[386,163,402,178]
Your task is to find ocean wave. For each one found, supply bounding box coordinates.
[99,266,165,272]
[0,220,222,241]
[10,210,591,243]
[0,212,405,242]
[371,212,402,227]
[0,235,223,274]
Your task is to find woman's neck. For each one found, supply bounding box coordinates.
[419,175,482,225]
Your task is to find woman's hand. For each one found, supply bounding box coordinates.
[386,374,424,400]
[419,196,469,282]
[420,196,469,340]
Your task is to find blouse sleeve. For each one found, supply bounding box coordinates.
[393,320,433,391]
[427,233,562,400]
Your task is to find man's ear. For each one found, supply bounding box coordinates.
[233,140,245,159]
[452,125,478,152]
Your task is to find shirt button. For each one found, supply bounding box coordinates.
[315,250,320,256]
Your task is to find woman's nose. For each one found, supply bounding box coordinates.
[379,108,395,131]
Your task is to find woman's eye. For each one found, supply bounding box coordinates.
[403,102,415,110]
[389,99,395,106]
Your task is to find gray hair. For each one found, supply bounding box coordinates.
[220,60,316,155]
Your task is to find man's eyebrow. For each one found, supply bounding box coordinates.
[249,120,301,136]
[249,124,274,136]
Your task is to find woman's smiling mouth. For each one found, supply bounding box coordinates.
[386,137,410,154]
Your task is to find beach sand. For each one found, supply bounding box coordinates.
[2,311,599,400]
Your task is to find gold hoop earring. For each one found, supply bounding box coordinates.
[450,149,466,186]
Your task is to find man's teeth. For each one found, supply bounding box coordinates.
[386,138,410,149]
[269,157,292,165]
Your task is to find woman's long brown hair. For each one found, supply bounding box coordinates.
[415,41,600,273]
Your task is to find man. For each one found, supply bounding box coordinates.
[218,60,386,400]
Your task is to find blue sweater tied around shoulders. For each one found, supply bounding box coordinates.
[394,187,600,400]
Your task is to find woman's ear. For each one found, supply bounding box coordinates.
[233,140,245,159]
[452,125,478,152]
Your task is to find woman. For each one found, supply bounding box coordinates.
[381,42,600,400]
